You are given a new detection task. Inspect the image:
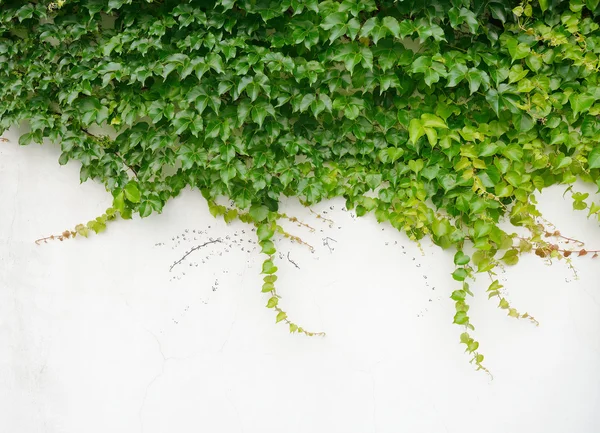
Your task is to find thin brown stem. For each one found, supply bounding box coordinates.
[35,230,75,245]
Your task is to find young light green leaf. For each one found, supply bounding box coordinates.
[421,113,447,129]
[261,259,278,274]
[266,296,279,308]
[408,118,424,144]
[588,147,600,169]
[257,223,275,241]
[454,251,470,265]
[124,183,141,203]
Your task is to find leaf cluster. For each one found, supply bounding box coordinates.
[3,0,600,371]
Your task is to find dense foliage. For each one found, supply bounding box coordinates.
[3,0,600,372]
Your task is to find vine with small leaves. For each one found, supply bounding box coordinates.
[2,0,600,373]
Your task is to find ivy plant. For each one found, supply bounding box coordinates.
[2,0,600,373]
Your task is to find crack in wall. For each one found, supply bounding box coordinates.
[138,329,168,433]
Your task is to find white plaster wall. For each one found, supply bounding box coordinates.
[1,126,600,433]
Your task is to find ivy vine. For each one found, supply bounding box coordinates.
[3,0,600,373]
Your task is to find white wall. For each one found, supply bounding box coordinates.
[1,126,600,433]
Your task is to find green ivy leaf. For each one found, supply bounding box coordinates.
[223,209,237,223]
[266,296,279,308]
[262,259,278,274]
[408,119,424,144]
[257,223,275,241]
[113,192,125,214]
[421,113,447,129]
[382,16,400,38]
[250,205,269,222]
[454,251,470,265]
[260,240,276,255]
[365,173,382,190]
[262,282,275,293]
[139,201,153,218]
[451,290,467,301]
[16,4,35,21]
[570,93,596,116]
[453,311,469,325]
[452,268,468,281]
[501,249,519,266]
[588,147,600,169]
[124,183,141,203]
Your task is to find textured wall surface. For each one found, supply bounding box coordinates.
[1,127,600,433]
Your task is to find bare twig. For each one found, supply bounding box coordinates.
[35,230,75,245]
[170,239,222,271]
[322,236,337,253]
[287,252,300,269]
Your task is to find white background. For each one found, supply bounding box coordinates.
[1,126,600,433]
